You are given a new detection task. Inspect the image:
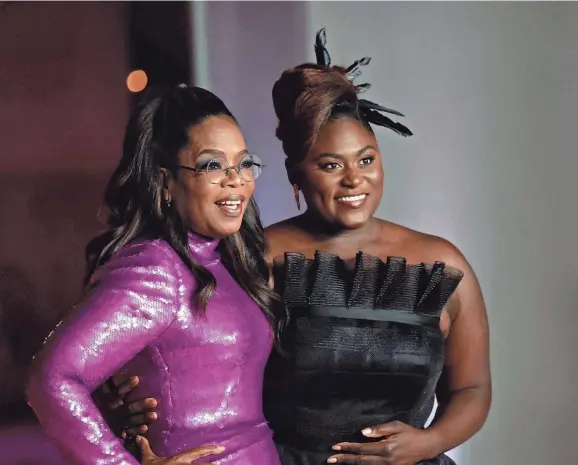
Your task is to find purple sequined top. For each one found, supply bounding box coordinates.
[26,232,279,465]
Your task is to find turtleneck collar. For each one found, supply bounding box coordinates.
[187,230,221,263]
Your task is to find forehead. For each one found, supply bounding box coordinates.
[187,115,245,153]
[310,118,378,156]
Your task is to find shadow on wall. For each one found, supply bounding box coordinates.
[0,173,110,419]
[0,1,128,423]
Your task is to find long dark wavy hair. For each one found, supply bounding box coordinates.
[85,84,286,341]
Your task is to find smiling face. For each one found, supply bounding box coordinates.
[164,115,256,239]
[297,117,384,231]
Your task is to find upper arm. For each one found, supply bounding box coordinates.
[25,242,181,464]
[435,239,491,395]
[29,241,180,393]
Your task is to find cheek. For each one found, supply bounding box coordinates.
[245,182,256,199]
[303,173,337,201]
[176,181,214,216]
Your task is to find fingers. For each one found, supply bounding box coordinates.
[123,408,158,438]
[362,420,404,438]
[124,424,149,438]
[176,445,225,462]
[126,411,158,427]
[136,435,157,461]
[327,454,384,464]
[126,397,157,415]
[332,442,389,456]
[99,380,112,396]
[117,376,140,397]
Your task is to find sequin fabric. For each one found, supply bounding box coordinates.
[264,251,464,465]
[26,232,279,465]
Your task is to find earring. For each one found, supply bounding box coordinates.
[166,198,172,209]
[293,184,301,211]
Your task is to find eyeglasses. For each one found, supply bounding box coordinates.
[177,154,264,184]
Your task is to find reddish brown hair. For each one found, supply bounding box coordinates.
[272,64,368,164]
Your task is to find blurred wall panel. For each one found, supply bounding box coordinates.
[0,1,129,411]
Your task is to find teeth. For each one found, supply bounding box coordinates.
[337,194,367,202]
[216,200,241,205]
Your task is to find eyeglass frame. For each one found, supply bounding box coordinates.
[173,154,265,184]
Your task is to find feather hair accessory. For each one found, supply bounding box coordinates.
[314,28,413,137]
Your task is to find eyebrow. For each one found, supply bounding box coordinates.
[313,145,377,161]
[196,148,250,158]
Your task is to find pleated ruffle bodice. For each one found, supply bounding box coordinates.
[263,251,464,465]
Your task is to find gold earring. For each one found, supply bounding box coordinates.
[293,184,301,211]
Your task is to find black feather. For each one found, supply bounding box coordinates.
[361,108,413,137]
[315,28,331,67]
[358,99,405,117]
[312,28,413,138]
[346,57,371,80]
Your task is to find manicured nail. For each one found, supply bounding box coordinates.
[131,376,139,384]
[136,435,142,443]
[327,458,337,464]
[146,398,157,407]
[332,445,342,450]
[214,446,226,453]
[362,428,373,436]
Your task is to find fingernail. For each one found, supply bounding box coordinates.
[327,459,337,464]
[332,445,341,450]
[362,428,372,435]
[131,376,139,384]
[146,398,157,407]
[216,446,226,453]
[148,412,157,420]
[135,435,142,443]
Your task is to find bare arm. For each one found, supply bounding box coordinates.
[425,240,492,455]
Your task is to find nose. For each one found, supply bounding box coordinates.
[341,166,364,188]
[223,166,244,188]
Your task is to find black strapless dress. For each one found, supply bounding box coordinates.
[263,251,464,465]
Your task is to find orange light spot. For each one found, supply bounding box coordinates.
[126,70,148,93]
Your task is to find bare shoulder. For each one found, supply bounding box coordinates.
[265,216,310,262]
[418,233,470,272]
[379,220,470,272]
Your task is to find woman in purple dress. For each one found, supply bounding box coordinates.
[26,85,286,465]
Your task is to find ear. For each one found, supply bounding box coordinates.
[159,167,174,202]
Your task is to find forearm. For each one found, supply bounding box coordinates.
[424,385,491,458]
[27,366,139,465]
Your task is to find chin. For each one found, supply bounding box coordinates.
[339,220,367,230]
[336,211,371,230]
[210,221,244,239]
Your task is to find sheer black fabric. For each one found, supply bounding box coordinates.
[264,251,464,465]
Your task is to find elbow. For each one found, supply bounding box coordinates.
[456,383,493,429]
[437,382,492,431]
[25,351,71,415]
[25,356,52,412]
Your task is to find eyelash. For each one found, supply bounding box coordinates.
[320,156,375,171]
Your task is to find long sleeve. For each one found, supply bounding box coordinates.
[26,241,181,465]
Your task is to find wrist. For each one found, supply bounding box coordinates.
[420,427,444,460]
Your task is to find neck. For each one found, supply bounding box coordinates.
[187,230,220,262]
[298,210,380,249]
